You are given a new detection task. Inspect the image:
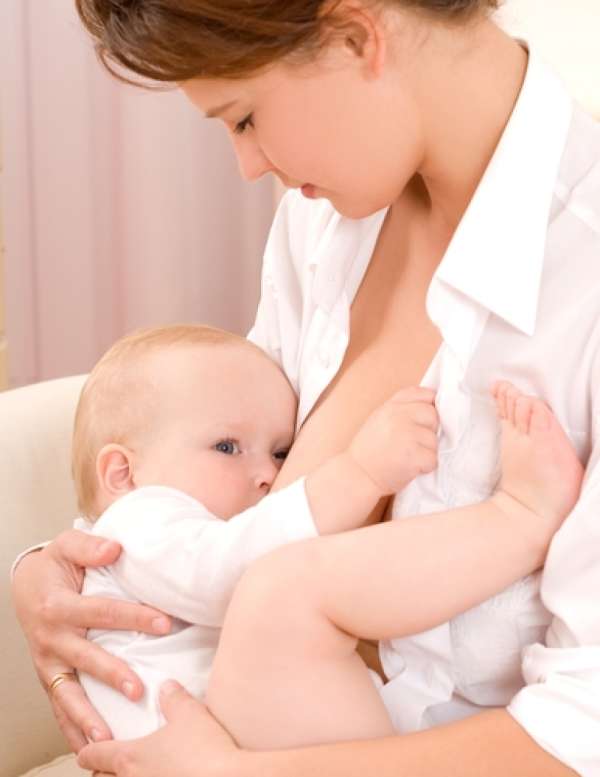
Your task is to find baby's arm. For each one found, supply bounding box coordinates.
[92,389,437,627]
[88,480,318,627]
[304,386,438,534]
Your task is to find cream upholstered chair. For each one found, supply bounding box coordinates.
[0,376,88,777]
[1,5,599,777]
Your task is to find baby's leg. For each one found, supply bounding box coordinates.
[206,537,396,749]
[206,385,583,750]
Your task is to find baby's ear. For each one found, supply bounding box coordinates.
[96,444,135,500]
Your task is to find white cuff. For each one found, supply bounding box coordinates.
[265,477,318,541]
[508,642,600,777]
[10,542,50,580]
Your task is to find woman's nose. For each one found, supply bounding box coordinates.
[232,136,273,182]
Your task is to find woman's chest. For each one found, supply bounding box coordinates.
[284,230,442,496]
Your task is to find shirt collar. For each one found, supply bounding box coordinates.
[432,46,573,337]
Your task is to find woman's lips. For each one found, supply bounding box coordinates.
[301,184,317,199]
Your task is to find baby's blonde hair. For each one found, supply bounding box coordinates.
[72,324,261,518]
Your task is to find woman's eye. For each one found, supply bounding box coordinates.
[214,440,240,455]
[234,114,254,135]
[273,449,289,462]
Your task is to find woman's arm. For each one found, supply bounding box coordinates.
[11,530,171,749]
[78,683,576,777]
[245,709,577,777]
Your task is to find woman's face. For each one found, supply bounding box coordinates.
[180,14,425,219]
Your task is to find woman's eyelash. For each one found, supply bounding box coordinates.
[234,114,254,135]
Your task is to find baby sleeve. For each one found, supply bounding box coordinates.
[91,479,317,628]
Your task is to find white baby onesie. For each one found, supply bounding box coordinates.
[77,479,316,740]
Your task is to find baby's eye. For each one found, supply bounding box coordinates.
[214,440,240,455]
[273,449,289,462]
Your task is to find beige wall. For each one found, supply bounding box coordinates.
[497,0,600,119]
[0,121,7,391]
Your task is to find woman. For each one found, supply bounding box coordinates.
[12,1,600,775]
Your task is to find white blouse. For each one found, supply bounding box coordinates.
[248,48,600,777]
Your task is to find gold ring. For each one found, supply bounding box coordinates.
[47,671,78,696]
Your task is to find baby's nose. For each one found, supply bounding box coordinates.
[254,458,278,491]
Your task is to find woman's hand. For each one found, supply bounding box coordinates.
[11,530,172,751]
[78,681,241,777]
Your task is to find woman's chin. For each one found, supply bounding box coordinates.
[329,197,390,220]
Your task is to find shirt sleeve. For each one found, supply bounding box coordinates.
[92,480,317,628]
[507,364,600,776]
[247,189,314,395]
[246,192,291,361]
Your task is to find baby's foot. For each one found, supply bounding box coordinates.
[491,381,584,536]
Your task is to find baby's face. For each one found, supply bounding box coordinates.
[133,343,297,518]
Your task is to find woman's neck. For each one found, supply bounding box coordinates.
[399,19,528,233]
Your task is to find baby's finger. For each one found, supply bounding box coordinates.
[390,386,436,405]
[50,632,145,699]
[415,427,439,452]
[415,445,438,474]
[52,590,170,635]
[410,403,439,431]
[50,673,113,746]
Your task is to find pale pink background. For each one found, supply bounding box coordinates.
[1,1,599,388]
[0,0,275,388]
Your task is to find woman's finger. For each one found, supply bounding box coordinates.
[159,680,199,723]
[50,695,89,752]
[50,672,114,744]
[78,740,123,773]
[43,588,171,635]
[51,529,122,568]
[159,681,238,750]
[49,632,144,698]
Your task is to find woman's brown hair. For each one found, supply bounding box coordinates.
[75,0,500,86]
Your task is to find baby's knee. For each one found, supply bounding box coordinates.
[225,540,325,646]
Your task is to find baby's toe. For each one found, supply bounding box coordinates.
[493,380,512,420]
[529,399,553,433]
[514,395,533,434]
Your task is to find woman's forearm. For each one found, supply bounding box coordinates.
[239,709,576,777]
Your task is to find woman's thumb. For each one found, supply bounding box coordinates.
[159,680,196,721]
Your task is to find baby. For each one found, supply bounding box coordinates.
[74,324,583,741]
[75,323,438,739]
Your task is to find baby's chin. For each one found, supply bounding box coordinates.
[216,494,267,521]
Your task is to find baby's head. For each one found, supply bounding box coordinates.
[72,325,297,521]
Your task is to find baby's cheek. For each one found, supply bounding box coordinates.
[201,463,254,519]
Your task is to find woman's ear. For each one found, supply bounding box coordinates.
[319,0,387,77]
[96,444,136,501]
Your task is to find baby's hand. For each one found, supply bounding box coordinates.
[349,387,439,495]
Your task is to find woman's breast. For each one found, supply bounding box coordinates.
[273,309,441,519]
